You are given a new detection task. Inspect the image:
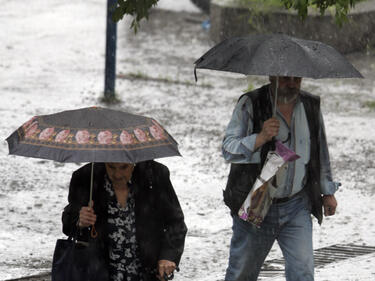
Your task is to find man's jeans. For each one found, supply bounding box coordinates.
[225,192,314,281]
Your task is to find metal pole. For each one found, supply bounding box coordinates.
[104,0,118,101]
[89,162,98,238]
[273,76,279,117]
[89,162,94,208]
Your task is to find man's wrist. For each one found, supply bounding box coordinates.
[255,133,267,150]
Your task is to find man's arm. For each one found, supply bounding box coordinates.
[319,111,340,216]
[222,96,259,163]
[222,95,279,163]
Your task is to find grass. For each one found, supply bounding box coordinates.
[117,71,213,88]
[100,93,122,104]
[363,101,375,110]
[239,0,283,9]
[243,82,254,93]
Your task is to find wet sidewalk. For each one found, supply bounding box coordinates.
[1,0,375,280]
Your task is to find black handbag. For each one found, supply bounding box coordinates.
[51,235,108,281]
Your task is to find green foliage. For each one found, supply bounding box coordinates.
[112,0,159,33]
[240,0,283,8]
[242,0,363,26]
[280,0,361,25]
[240,0,284,32]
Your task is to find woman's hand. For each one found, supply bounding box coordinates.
[157,260,176,280]
[78,202,97,228]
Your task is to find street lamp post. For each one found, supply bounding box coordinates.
[104,0,118,102]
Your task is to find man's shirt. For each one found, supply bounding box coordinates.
[222,93,339,197]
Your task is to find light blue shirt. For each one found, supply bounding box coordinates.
[222,92,339,197]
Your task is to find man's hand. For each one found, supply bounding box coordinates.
[323,195,337,216]
[78,202,97,228]
[255,117,280,150]
[157,260,176,280]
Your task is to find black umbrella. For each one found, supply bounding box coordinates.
[194,33,363,80]
[6,107,181,225]
[194,33,363,115]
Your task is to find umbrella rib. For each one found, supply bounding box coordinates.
[292,39,326,79]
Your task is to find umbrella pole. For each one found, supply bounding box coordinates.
[89,162,98,238]
[273,76,279,117]
[89,162,94,208]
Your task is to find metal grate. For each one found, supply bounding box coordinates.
[258,243,375,279]
[5,244,375,281]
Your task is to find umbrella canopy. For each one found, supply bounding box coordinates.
[6,106,181,163]
[194,33,363,80]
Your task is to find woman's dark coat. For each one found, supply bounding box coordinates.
[62,160,187,279]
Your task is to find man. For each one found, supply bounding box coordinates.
[222,76,339,281]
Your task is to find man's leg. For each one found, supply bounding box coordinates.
[277,195,314,281]
[225,215,276,281]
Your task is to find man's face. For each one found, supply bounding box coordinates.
[105,163,134,186]
[271,76,302,104]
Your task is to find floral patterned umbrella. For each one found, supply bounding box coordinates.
[6,106,181,163]
[6,106,180,237]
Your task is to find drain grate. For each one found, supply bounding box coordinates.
[258,244,375,279]
[5,244,375,281]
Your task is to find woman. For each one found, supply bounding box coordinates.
[62,160,187,281]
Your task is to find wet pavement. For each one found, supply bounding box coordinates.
[1,1,375,280]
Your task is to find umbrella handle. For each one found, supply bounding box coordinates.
[194,66,198,82]
[89,163,94,207]
[89,162,98,238]
[91,225,98,238]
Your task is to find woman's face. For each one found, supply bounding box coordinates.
[105,163,134,186]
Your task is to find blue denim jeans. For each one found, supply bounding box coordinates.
[225,192,314,281]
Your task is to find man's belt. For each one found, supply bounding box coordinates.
[272,188,305,204]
